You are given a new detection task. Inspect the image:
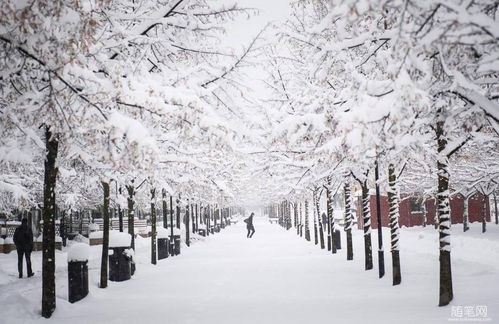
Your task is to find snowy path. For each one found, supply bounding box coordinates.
[1,217,498,323]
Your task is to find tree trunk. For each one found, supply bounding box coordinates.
[176,198,181,229]
[422,199,427,228]
[126,183,135,276]
[60,211,66,247]
[304,200,310,241]
[482,194,487,233]
[214,205,218,227]
[206,204,210,236]
[494,194,498,225]
[313,197,318,245]
[79,211,83,235]
[388,164,401,286]
[374,161,385,278]
[195,204,199,232]
[162,189,168,229]
[220,201,224,228]
[315,195,325,249]
[42,127,58,318]
[293,202,298,233]
[191,203,195,233]
[118,205,123,232]
[327,185,336,254]
[118,187,123,232]
[170,196,174,239]
[100,181,110,288]
[185,200,190,247]
[463,196,469,232]
[361,183,373,270]
[436,115,453,306]
[151,188,157,265]
[344,182,353,261]
[298,202,302,236]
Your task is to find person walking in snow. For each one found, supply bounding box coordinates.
[13,218,34,278]
[244,213,255,238]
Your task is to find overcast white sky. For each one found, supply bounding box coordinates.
[220,0,292,48]
[215,0,293,101]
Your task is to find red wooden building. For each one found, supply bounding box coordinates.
[357,192,491,229]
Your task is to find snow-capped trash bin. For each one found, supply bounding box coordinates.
[169,235,181,256]
[109,232,132,282]
[68,243,89,303]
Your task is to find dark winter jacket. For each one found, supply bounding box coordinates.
[244,215,254,229]
[13,220,34,252]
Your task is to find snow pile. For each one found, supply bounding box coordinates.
[123,248,134,261]
[4,237,13,244]
[67,243,89,262]
[35,235,62,243]
[170,227,182,236]
[89,223,99,231]
[0,238,4,244]
[156,228,170,239]
[89,231,103,239]
[73,234,89,244]
[109,231,131,248]
[89,230,132,247]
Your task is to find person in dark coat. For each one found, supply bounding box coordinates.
[13,218,34,278]
[244,213,255,238]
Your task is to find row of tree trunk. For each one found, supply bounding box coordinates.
[40,126,236,318]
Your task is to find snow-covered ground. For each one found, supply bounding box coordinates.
[0,216,498,324]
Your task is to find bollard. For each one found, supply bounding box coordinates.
[158,238,170,260]
[67,243,89,303]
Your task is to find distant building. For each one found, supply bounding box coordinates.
[356,192,491,229]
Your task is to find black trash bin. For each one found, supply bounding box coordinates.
[198,229,206,237]
[109,247,132,282]
[158,238,170,260]
[334,230,341,249]
[68,260,88,303]
[169,235,181,256]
